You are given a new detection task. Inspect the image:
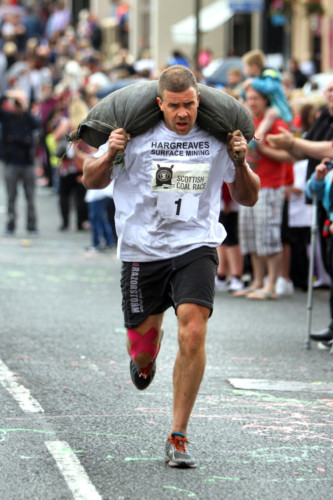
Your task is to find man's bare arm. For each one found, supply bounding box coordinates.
[82,128,129,189]
[258,140,294,162]
[226,131,260,207]
[267,126,333,160]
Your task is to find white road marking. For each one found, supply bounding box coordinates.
[45,441,102,500]
[0,359,44,413]
[228,378,333,394]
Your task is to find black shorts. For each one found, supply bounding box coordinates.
[120,246,218,328]
[218,211,239,246]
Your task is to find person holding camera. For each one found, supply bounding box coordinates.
[55,96,89,231]
[306,158,333,351]
[0,89,41,234]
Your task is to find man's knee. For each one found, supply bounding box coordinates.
[178,321,207,358]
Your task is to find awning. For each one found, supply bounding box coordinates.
[171,0,233,45]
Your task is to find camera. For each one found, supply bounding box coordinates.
[324,160,333,170]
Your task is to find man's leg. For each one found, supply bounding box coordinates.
[266,251,283,295]
[250,253,266,289]
[5,165,18,232]
[22,166,37,231]
[226,245,243,279]
[170,302,209,436]
[215,244,230,291]
[88,200,102,247]
[127,313,164,391]
[59,175,70,229]
[126,313,164,369]
[247,252,281,299]
[164,302,209,468]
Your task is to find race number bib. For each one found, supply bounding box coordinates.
[156,192,199,221]
[152,161,210,221]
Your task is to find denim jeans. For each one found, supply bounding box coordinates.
[88,197,115,247]
[5,164,37,230]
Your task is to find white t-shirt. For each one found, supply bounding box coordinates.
[95,121,236,261]
[288,160,312,228]
[85,182,114,203]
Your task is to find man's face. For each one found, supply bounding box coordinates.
[324,81,333,114]
[157,87,200,135]
[245,87,267,118]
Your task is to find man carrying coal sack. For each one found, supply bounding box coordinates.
[82,65,260,468]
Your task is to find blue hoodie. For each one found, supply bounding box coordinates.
[306,170,333,221]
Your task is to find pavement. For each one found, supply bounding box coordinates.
[0,166,332,499]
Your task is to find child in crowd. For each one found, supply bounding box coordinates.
[85,182,116,252]
[215,183,244,293]
[287,158,312,290]
[241,49,293,147]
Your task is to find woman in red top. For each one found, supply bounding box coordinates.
[235,85,292,300]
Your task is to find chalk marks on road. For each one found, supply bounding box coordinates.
[0,265,115,294]
[0,359,44,413]
[2,348,332,496]
[193,387,333,444]
[0,428,56,443]
[45,441,102,500]
[163,485,199,497]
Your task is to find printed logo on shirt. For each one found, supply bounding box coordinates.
[151,161,210,193]
[156,164,173,187]
[151,140,210,157]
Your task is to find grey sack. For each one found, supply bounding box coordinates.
[70,80,254,148]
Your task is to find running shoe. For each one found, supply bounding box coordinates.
[165,433,197,468]
[130,329,163,390]
[130,358,157,390]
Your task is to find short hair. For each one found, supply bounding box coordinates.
[242,49,265,70]
[157,65,198,99]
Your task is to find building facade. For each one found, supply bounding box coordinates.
[91,0,333,73]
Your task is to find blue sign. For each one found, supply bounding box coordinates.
[228,0,264,12]
[270,14,288,26]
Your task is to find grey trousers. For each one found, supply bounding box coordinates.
[5,164,37,230]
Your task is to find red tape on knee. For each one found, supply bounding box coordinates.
[127,327,159,361]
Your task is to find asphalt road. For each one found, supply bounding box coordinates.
[0,170,332,499]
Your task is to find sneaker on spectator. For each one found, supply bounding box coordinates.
[215,276,229,292]
[317,340,332,351]
[84,245,104,253]
[316,336,333,351]
[275,276,294,296]
[228,277,244,292]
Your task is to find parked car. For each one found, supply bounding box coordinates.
[203,57,244,87]
[203,53,287,88]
